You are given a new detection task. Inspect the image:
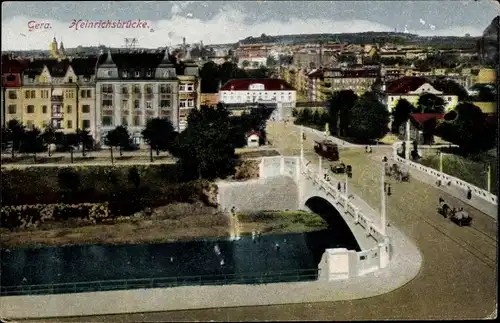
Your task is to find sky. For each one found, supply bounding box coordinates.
[1,0,499,51]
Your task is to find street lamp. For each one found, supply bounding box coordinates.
[300,125,304,162]
[380,162,386,235]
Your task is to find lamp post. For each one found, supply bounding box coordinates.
[300,125,304,162]
[381,162,386,235]
[439,151,443,173]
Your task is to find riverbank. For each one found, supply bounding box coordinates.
[0,208,327,248]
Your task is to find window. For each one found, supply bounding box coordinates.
[42,105,47,114]
[82,105,90,113]
[121,86,128,94]
[41,90,49,99]
[54,119,62,129]
[122,117,128,126]
[80,89,92,98]
[102,84,113,93]
[187,99,194,107]
[146,70,152,77]
[30,90,35,98]
[24,90,30,99]
[102,116,113,126]
[27,105,35,113]
[186,84,194,91]
[86,90,91,98]
[134,99,140,109]
[122,71,129,78]
[102,99,113,106]
[6,75,15,82]
[447,96,452,102]
[122,100,128,109]
[65,90,74,99]
[179,100,187,108]
[133,85,141,94]
[67,120,73,129]
[68,77,73,83]
[160,84,171,93]
[160,100,171,108]
[67,105,72,113]
[146,101,152,109]
[135,71,140,77]
[8,90,17,99]
[107,70,112,76]
[26,120,33,129]
[82,120,91,129]
[8,105,16,114]
[146,86,153,94]
[133,116,140,126]
[179,85,186,92]
[42,120,48,128]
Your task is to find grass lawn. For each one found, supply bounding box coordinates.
[237,210,328,235]
[418,152,497,195]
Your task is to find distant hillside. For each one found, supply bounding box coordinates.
[481,16,499,65]
[238,32,479,49]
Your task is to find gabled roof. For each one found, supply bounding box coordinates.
[50,61,71,77]
[386,76,429,94]
[410,113,443,128]
[71,56,98,76]
[24,59,59,77]
[220,79,295,91]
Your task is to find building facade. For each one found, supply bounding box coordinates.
[2,56,25,127]
[219,79,296,107]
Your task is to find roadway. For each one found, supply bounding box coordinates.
[29,121,497,322]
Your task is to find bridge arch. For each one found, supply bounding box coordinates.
[304,196,361,252]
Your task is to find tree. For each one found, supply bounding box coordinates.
[22,127,44,163]
[6,119,25,158]
[436,103,489,155]
[242,60,250,68]
[107,126,130,157]
[422,118,437,145]
[295,109,312,125]
[416,93,446,113]
[141,118,176,162]
[328,90,358,136]
[42,125,57,156]
[266,56,277,67]
[432,79,469,102]
[172,104,236,180]
[200,61,220,93]
[1,127,11,151]
[104,129,119,164]
[77,129,93,157]
[64,132,80,163]
[391,98,413,134]
[348,96,390,142]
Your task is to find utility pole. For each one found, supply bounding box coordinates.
[487,163,492,192]
[300,125,304,162]
[439,151,443,172]
[381,162,386,235]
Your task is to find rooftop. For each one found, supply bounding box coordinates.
[220,79,295,91]
[386,76,428,94]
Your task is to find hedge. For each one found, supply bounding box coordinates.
[0,202,109,229]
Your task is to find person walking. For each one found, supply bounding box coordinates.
[387,184,392,196]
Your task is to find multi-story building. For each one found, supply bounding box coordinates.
[178,62,201,131]
[307,69,325,102]
[2,56,25,126]
[385,76,459,112]
[219,79,296,107]
[320,67,380,97]
[95,50,180,145]
[72,56,98,136]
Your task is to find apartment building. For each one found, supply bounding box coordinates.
[321,67,380,96]
[72,57,98,137]
[178,63,201,131]
[2,56,25,126]
[385,76,458,112]
[219,79,296,106]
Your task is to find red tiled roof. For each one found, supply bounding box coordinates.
[220,79,295,91]
[386,76,429,94]
[410,113,444,127]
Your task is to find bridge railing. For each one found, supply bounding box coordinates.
[392,142,498,205]
[300,158,391,279]
[0,269,319,297]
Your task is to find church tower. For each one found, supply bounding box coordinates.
[59,40,66,58]
[50,37,59,58]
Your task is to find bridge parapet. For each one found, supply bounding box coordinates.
[392,142,498,211]
[259,156,391,281]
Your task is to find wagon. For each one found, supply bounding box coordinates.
[314,140,339,161]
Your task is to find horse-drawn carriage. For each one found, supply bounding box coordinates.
[314,140,339,161]
[437,198,472,226]
[331,162,346,174]
[384,163,410,182]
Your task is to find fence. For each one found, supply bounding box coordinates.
[0,269,319,297]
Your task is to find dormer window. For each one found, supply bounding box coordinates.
[146,70,152,77]
[68,78,73,83]
[107,70,112,76]
[135,71,140,77]
[123,71,128,78]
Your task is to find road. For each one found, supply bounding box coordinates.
[26,122,497,322]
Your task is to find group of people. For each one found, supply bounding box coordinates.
[365,146,373,153]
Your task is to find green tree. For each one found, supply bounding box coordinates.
[295,109,312,125]
[64,132,80,163]
[422,118,437,145]
[1,127,10,151]
[109,125,131,157]
[42,125,57,156]
[200,61,220,93]
[77,129,93,157]
[416,93,446,113]
[391,98,414,134]
[104,128,120,164]
[6,119,25,158]
[172,104,236,180]
[22,127,44,163]
[141,118,176,162]
[349,96,390,142]
[328,90,358,136]
[266,56,277,67]
[437,103,491,155]
[432,79,469,102]
[242,60,250,68]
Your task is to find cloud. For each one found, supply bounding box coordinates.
[1,8,486,51]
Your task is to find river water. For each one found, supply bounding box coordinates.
[1,229,360,295]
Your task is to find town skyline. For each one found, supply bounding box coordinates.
[2,0,499,50]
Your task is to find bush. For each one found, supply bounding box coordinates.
[0,202,108,229]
